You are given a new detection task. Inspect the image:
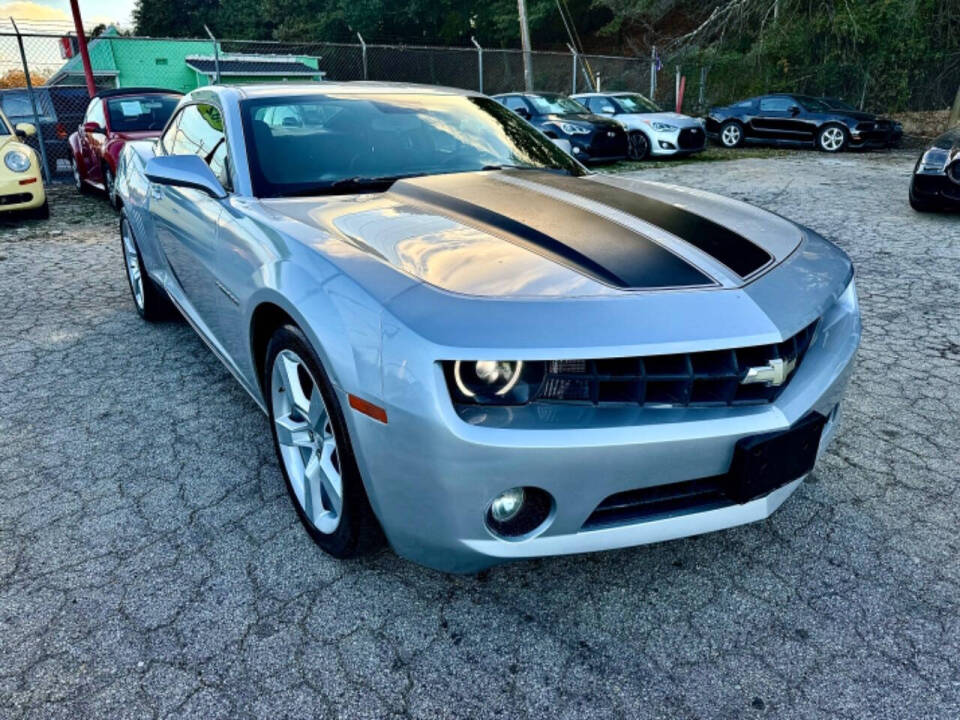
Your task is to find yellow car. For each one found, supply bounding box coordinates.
[0,109,47,219]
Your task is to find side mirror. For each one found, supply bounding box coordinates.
[14,122,36,138]
[514,107,530,119]
[789,105,801,116]
[601,106,616,114]
[83,121,104,134]
[145,155,227,199]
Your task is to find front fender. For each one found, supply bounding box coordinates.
[244,263,385,406]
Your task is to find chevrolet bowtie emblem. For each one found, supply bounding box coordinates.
[741,357,796,387]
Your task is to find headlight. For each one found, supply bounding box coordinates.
[557,122,591,135]
[838,277,858,314]
[445,360,545,405]
[651,121,678,132]
[918,148,949,174]
[4,150,31,173]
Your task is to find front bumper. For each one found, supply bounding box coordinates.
[568,128,628,164]
[0,175,45,212]
[649,126,707,156]
[911,171,960,209]
[348,284,861,573]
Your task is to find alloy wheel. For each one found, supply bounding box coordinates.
[121,218,144,310]
[72,158,83,191]
[628,132,649,160]
[721,124,741,147]
[270,350,343,534]
[105,167,117,207]
[820,126,845,152]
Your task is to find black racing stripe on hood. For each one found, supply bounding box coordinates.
[390,174,713,290]
[527,173,772,278]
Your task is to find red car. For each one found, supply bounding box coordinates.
[69,87,182,208]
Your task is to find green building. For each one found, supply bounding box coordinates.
[47,27,324,91]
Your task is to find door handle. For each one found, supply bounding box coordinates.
[150,184,162,200]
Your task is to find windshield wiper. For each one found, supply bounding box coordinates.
[285,174,422,197]
[481,164,577,176]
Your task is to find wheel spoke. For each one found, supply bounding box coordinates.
[318,440,343,516]
[277,354,309,413]
[307,384,327,432]
[274,413,314,448]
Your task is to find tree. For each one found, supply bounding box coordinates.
[0,69,48,89]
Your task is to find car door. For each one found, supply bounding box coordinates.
[751,96,807,141]
[150,102,228,333]
[82,98,107,184]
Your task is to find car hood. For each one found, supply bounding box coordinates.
[539,113,619,128]
[828,109,877,122]
[260,170,807,300]
[931,126,960,155]
[619,111,702,127]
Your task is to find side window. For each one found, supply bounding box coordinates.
[160,110,180,154]
[86,99,106,128]
[585,97,609,113]
[168,103,232,191]
[504,96,528,113]
[759,97,793,112]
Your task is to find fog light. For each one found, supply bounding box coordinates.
[490,487,525,522]
[572,146,581,154]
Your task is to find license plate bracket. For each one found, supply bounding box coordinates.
[726,412,826,504]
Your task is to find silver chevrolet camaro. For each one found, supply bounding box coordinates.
[115,83,860,573]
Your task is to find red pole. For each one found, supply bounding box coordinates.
[68,0,97,97]
[676,76,686,113]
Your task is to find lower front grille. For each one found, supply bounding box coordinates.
[0,192,33,206]
[678,127,705,149]
[583,476,731,529]
[588,128,627,156]
[536,321,818,408]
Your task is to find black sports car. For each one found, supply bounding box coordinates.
[492,92,628,164]
[909,126,960,212]
[706,93,900,152]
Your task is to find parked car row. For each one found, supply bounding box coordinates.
[2,83,954,225]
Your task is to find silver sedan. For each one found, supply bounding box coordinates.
[115,83,860,573]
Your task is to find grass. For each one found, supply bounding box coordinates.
[604,145,796,173]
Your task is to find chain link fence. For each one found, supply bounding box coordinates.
[1,29,957,182]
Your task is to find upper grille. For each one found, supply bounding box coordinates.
[535,321,817,408]
[678,127,705,149]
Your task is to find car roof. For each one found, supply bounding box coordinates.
[96,87,183,98]
[230,82,481,99]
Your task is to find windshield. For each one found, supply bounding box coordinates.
[526,94,589,115]
[107,94,180,132]
[240,93,585,198]
[824,98,856,111]
[796,96,832,112]
[613,94,661,113]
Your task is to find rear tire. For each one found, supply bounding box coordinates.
[120,213,171,321]
[817,125,847,153]
[265,325,384,559]
[627,131,650,160]
[719,121,744,148]
[71,156,89,195]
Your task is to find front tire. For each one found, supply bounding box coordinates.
[719,121,744,148]
[265,325,383,559]
[627,131,650,160]
[120,213,170,321]
[26,199,49,220]
[818,125,847,153]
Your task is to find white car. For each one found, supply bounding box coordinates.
[572,92,707,160]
